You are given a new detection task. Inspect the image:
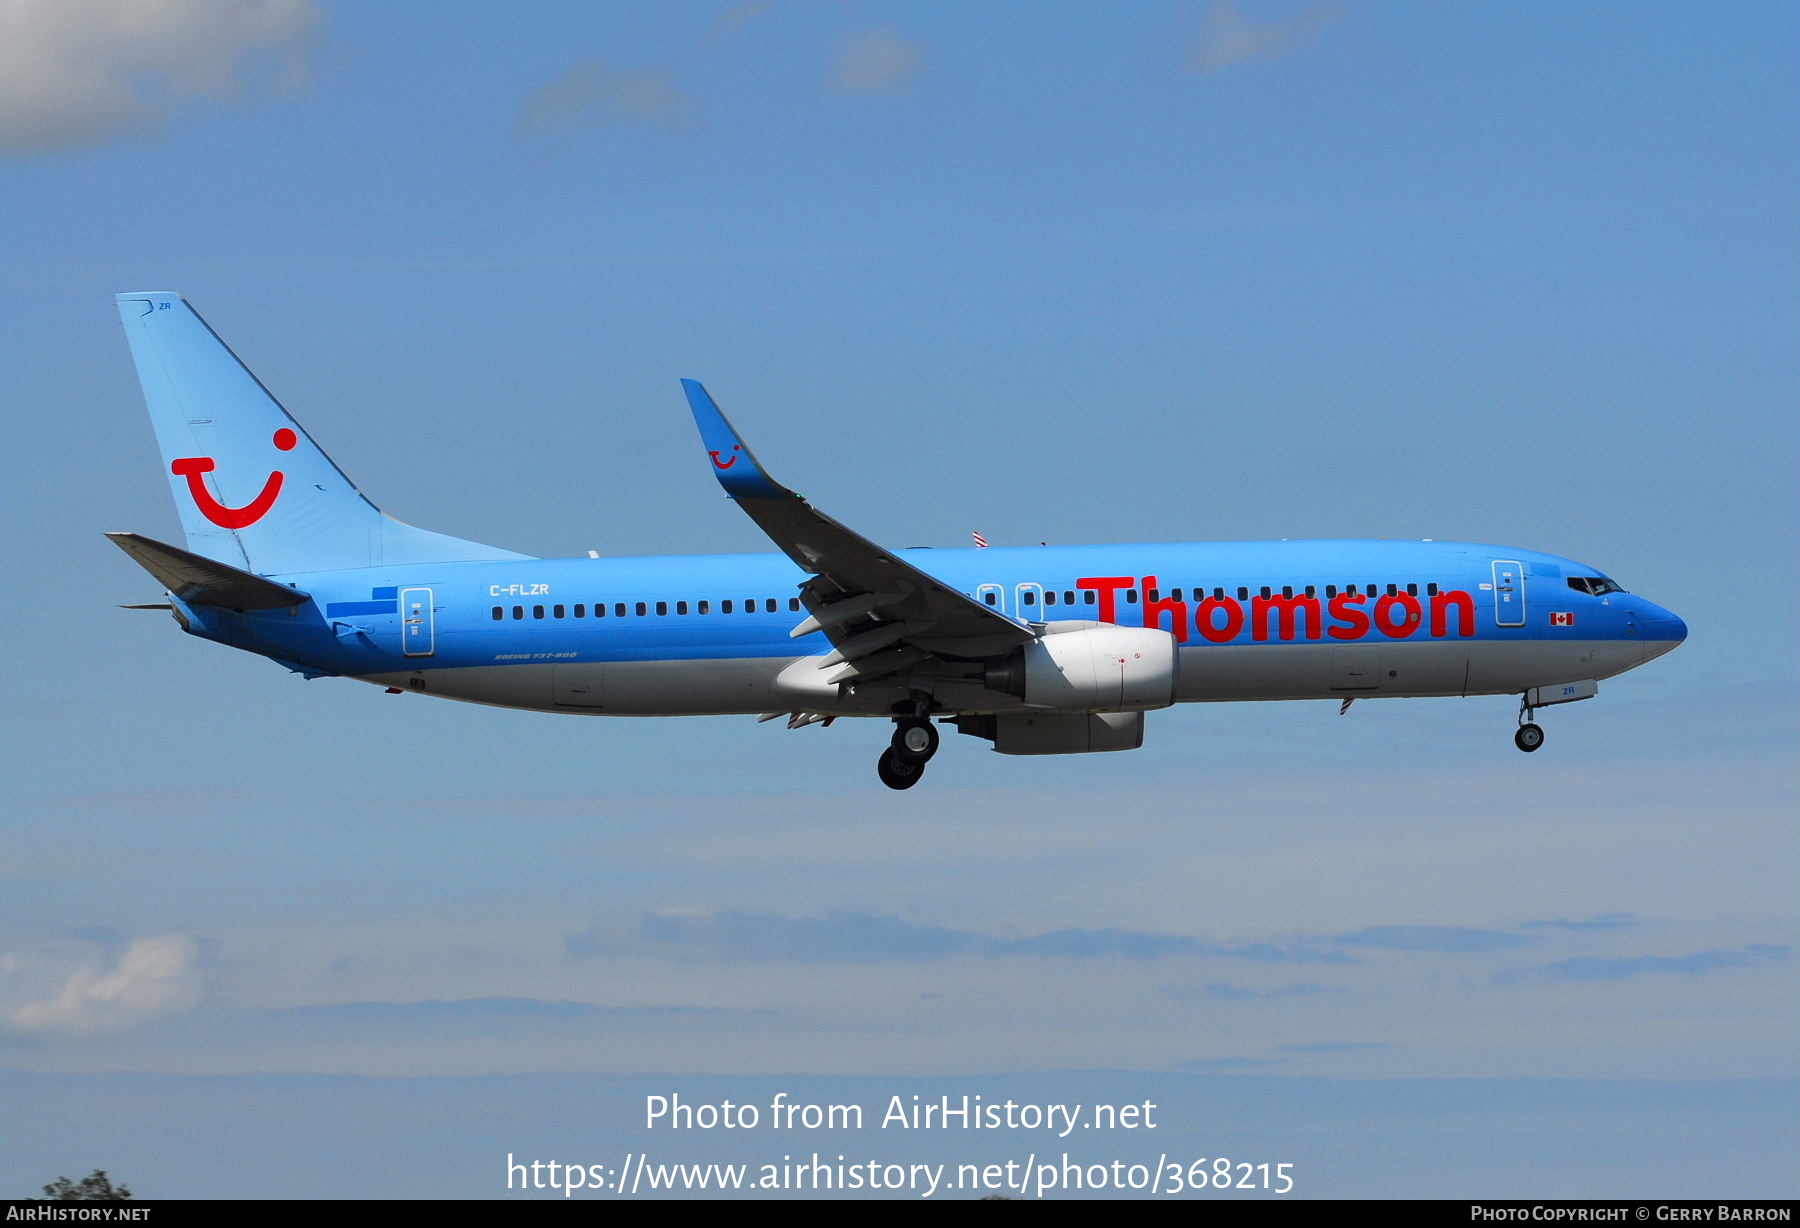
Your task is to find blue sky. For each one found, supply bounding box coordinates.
[1,0,1795,1199]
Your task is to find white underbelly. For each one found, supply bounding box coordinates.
[357,637,1647,715]
[1173,638,1643,702]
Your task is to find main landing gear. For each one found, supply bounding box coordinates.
[877,716,940,790]
[1514,693,1545,753]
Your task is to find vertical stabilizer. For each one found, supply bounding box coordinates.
[115,292,529,575]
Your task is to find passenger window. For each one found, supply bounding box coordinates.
[698,600,710,615]
[1325,586,1336,599]
[1064,591,1075,604]
[614,603,626,617]
[574,604,585,618]
[512,606,524,620]
[656,601,668,616]
[491,606,503,621]
[635,602,647,616]
[1406,583,1417,597]
[1083,591,1096,605]
[553,604,565,619]
[1022,591,1037,606]
[1045,590,1058,606]
[533,605,545,619]
[789,598,800,612]
[723,600,734,613]
[1125,590,1138,604]
[1427,583,1438,597]
[1281,586,1292,599]
[676,601,688,615]
[1260,587,1271,599]
[984,592,996,606]
[1147,588,1159,602]
[765,598,776,613]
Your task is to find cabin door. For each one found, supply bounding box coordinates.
[400,587,436,656]
[1490,561,1525,628]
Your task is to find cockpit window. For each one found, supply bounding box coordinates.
[1568,576,1626,596]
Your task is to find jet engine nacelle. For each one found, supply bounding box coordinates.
[984,624,1177,712]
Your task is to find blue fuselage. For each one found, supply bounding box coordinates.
[168,538,1686,717]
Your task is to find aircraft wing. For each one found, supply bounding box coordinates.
[681,380,1033,683]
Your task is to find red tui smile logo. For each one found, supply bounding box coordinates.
[171,427,297,528]
[709,445,741,470]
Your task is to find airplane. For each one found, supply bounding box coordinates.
[109,292,1687,790]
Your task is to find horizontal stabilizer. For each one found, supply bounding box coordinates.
[106,532,310,610]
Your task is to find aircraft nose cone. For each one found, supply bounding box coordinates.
[1646,605,1687,642]
[1637,601,1686,660]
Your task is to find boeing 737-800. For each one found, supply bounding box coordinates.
[109,293,1686,789]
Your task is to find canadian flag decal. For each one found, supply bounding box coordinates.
[1550,611,1575,627]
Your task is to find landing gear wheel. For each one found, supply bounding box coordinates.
[891,718,940,763]
[877,747,924,790]
[1514,723,1545,753]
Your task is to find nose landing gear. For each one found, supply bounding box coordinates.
[878,716,940,789]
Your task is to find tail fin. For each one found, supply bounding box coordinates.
[115,292,530,575]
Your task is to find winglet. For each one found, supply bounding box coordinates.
[681,379,785,499]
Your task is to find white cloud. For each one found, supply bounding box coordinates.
[0,0,321,154]
[516,9,927,143]
[828,27,927,95]
[515,4,777,139]
[1187,0,1346,74]
[6,935,204,1036]
[517,59,698,136]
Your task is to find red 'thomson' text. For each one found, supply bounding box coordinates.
[1073,575,1476,644]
